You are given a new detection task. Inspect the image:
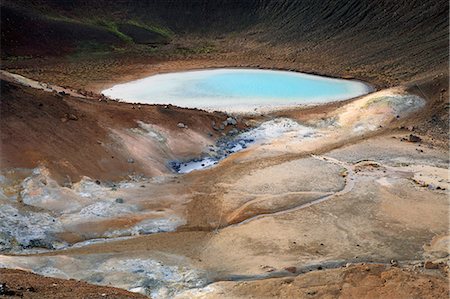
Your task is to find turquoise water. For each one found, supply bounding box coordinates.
[102,69,371,113]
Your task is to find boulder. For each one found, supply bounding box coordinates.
[226,117,237,126]
[408,134,421,142]
[284,266,297,273]
[424,261,439,269]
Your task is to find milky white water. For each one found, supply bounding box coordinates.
[102,68,372,113]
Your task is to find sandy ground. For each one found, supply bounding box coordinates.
[175,263,448,299]
[0,59,448,298]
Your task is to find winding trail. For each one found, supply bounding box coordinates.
[224,155,356,228]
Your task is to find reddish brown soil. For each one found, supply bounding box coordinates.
[0,269,148,299]
[206,264,449,299]
[0,79,236,184]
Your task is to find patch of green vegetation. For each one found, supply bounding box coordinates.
[174,43,217,55]
[44,14,134,44]
[95,20,133,43]
[71,41,113,58]
[44,14,78,23]
[127,20,174,38]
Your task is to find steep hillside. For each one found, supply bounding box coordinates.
[1,0,448,84]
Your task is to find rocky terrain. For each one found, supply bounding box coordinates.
[0,1,449,298]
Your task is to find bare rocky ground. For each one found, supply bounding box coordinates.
[0,1,448,295]
[0,63,448,298]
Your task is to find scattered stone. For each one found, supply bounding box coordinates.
[424,261,439,269]
[60,117,68,123]
[177,122,187,128]
[228,128,239,136]
[282,278,294,284]
[0,283,16,296]
[306,290,317,296]
[207,132,213,137]
[260,265,275,272]
[66,113,78,121]
[226,117,237,126]
[390,259,399,267]
[115,198,124,204]
[127,158,135,164]
[408,134,422,143]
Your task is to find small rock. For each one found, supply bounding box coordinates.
[115,198,124,204]
[390,259,399,267]
[306,290,317,296]
[226,117,237,126]
[67,113,78,121]
[424,261,439,269]
[260,265,275,272]
[228,128,239,136]
[408,134,422,143]
[127,158,135,163]
[284,266,297,273]
[177,122,187,128]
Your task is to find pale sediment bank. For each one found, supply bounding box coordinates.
[102,68,373,114]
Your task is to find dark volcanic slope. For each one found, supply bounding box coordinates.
[1,0,448,83]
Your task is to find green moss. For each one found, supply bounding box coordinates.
[69,41,113,59]
[173,43,216,56]
[95,20,133,43]
[44,14,78,23]
[127,20,174,38]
